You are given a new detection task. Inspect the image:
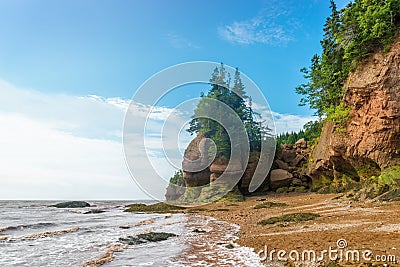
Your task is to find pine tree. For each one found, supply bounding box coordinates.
[187,64,266,158]
[296,0,345,118]
[296,0,400,119]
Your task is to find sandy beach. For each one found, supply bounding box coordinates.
[193,193,400,266]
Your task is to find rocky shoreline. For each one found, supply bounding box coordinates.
[124,193,400,266]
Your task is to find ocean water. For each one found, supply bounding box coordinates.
[0,201,266,267]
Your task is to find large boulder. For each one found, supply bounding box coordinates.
[240,153,261,193]
[178,133,271,200]
[50,201,90,208]
[295,138,307,149]
[182,134,213,173]
[181,134,212,188]
[278,147,297,165]
[270,169,293,190]
[292,154,306,167]
[183,169,210,187]
[275,159,289,170]
[210,159,242,173]
[165,184,186,201]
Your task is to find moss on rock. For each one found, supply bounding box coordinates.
[276,187,289,194]
[258,213,321,225]
[119,232,177,245]
[254,201,288,209]
[217,185,245,202]
[124,203,185,213]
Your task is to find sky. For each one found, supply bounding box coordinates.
[0,0,351,200]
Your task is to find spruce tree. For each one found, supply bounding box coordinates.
[187,64,265,158]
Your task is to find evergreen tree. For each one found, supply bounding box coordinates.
[296,0,400,125]
[188,64,267,158]
[296,0,345,118]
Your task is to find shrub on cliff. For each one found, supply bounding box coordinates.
[169,170,184,186]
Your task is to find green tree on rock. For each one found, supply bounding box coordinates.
[187,63,267,158]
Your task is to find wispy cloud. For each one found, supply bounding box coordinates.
[251,101,315,134]
[218,4,297,45]
[271,112,315,134]
[166,33,200,49]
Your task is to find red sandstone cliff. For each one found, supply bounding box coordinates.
[309,39,400,181]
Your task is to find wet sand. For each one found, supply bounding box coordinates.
[193,193,400,266]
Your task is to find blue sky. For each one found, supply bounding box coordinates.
[0,0,350,115]
[0,0,351,199]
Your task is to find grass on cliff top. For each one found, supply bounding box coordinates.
[124,202,186,213]
[254,201,288,209]
[257,213,321,225]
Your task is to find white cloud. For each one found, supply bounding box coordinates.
[271,112,315,134]
[0,80,127,141]
[0,113,142,200]
[218,5,296,45]
[250,101,315,134]
[0,80,187,200]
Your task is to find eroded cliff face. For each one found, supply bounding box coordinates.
[173,133,266,201]
[309,40,400,181]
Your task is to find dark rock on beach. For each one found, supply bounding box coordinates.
[118,232,177,245]
[192,229,207,233]
[50,201,91,208]
[83,209,106,214]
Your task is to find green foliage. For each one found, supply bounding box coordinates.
[169,170,184,186]
[325,101,351,133]
[276,120,322,146]
[276,187,289,194]
[377,165,400,185]
[339,0,400,61]
[356,162,381,181]
[217,185,245,202]
[196,183,229,203]
[314,173,360,194]
[311,175,333,192]
[296,0,400,119]
[257,213,321,225]
[303,120,323,142]
[188,64,270,158]
[180,187,202,202]
[341,165,400,201]
[294,186,308,193]
[276,131,305,146]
